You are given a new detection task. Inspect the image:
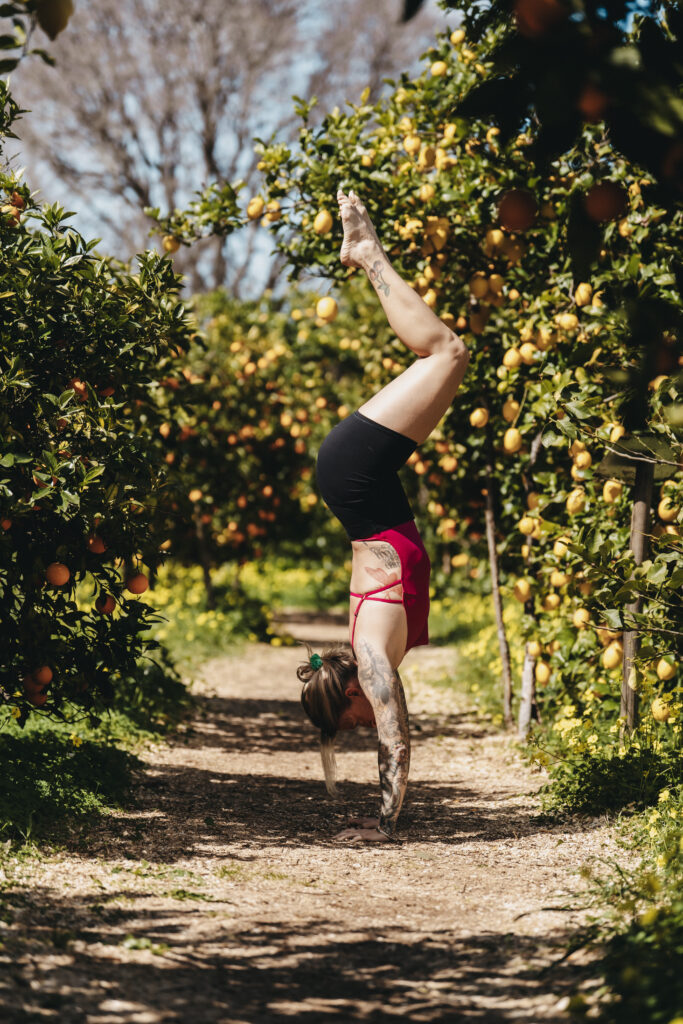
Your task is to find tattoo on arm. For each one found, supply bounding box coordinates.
[368,259,391,297]
[356,638,410,837]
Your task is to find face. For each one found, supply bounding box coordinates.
[337,678,376,731]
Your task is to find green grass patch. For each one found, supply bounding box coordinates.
[0,729,137,842]
[0,655,191,843]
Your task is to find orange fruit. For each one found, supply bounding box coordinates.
[87,533,107,554]
[1,517,11,530]
[514,0,567,36]
[46,562,70,586]
[95,594,116,615]
[126,573,149,595]
[498,190,537,231]
[584,182,628,222]
[32,665,53,685]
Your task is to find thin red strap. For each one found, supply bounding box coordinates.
[350,579,404,652]
[349,579,401,598]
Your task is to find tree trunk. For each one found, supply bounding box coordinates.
[621,459,654,731]
[193,504,216,610]
[484,462,514,728]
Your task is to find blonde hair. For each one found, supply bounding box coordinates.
[297,642,357,797]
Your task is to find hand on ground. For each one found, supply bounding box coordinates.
[333,826,392,843]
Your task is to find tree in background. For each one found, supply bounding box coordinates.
[11,0,448,294]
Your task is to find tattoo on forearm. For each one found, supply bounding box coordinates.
[368,259,390,297]
[356,638,410,837]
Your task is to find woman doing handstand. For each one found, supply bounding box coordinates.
[298,189,469,843]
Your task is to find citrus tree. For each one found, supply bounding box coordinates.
[0,9,203,721]
[246,15,681,739]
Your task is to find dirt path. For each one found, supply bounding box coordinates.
[0,636,618,1023]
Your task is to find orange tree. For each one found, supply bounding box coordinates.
[0,17,201,719]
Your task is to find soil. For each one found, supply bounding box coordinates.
[0,628,618,1023]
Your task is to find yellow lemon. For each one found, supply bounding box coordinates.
[502,398,519,423]
[431,60,448,77]
[450,27,466,45]
[574,282,593,306]
[162,235,181,253]
[656,658,677,681]
[542,593,561,611]
[519,342,538,365]
[573,608,590,629]
[556,312,579,330]
[658,497,679,522]
[469,407,489,428]
[503,427,523,453]
[316,297,338,323]
[403,134,421,155]
[566,488,586,514]
[602,640,624,670]
[651,698,671,723]
[503,348,522,369]
[610,424,626,443]
[527,640,542,657]
[518,516,536,535]
[574,450,592,469]
[535,661,551,685]
[550,570,570,588]
[602,479,622,503]
[419,183,435,202]
[513,578,532,602]
[247,196,265,220]
[313,210,333,234]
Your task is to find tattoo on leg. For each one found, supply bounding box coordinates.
[356,639,410,837]
[368,259,390,297]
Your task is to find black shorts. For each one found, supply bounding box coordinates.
[315,411,416,540]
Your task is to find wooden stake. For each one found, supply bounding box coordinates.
[620,459,654,731]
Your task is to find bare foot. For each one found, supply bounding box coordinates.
[337,188,383,269]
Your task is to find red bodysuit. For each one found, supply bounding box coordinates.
[349,519,431,655]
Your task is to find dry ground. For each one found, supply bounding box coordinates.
[0,630,618,1023]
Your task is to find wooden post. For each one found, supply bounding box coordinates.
[518,645,537,740]
[484,465,514,728]
[620,459,654,731]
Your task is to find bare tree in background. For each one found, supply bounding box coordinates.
[12,0,447,295]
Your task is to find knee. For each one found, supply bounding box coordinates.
[443,330,470,367]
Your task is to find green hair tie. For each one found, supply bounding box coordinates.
[309,653,323,670]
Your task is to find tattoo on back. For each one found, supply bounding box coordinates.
[356,637,410,837]
[368,259,390,297]
[361,540,400,571]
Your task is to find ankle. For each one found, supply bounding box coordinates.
[358,240,385,273]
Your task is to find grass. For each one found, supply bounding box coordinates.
[0,654,191,843]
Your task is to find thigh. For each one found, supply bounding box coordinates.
[359,350,467,444]
[351,599,408,672]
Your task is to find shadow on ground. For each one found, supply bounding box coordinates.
[0,898,588,1023]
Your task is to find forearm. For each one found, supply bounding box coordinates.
[356,638,411,836]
